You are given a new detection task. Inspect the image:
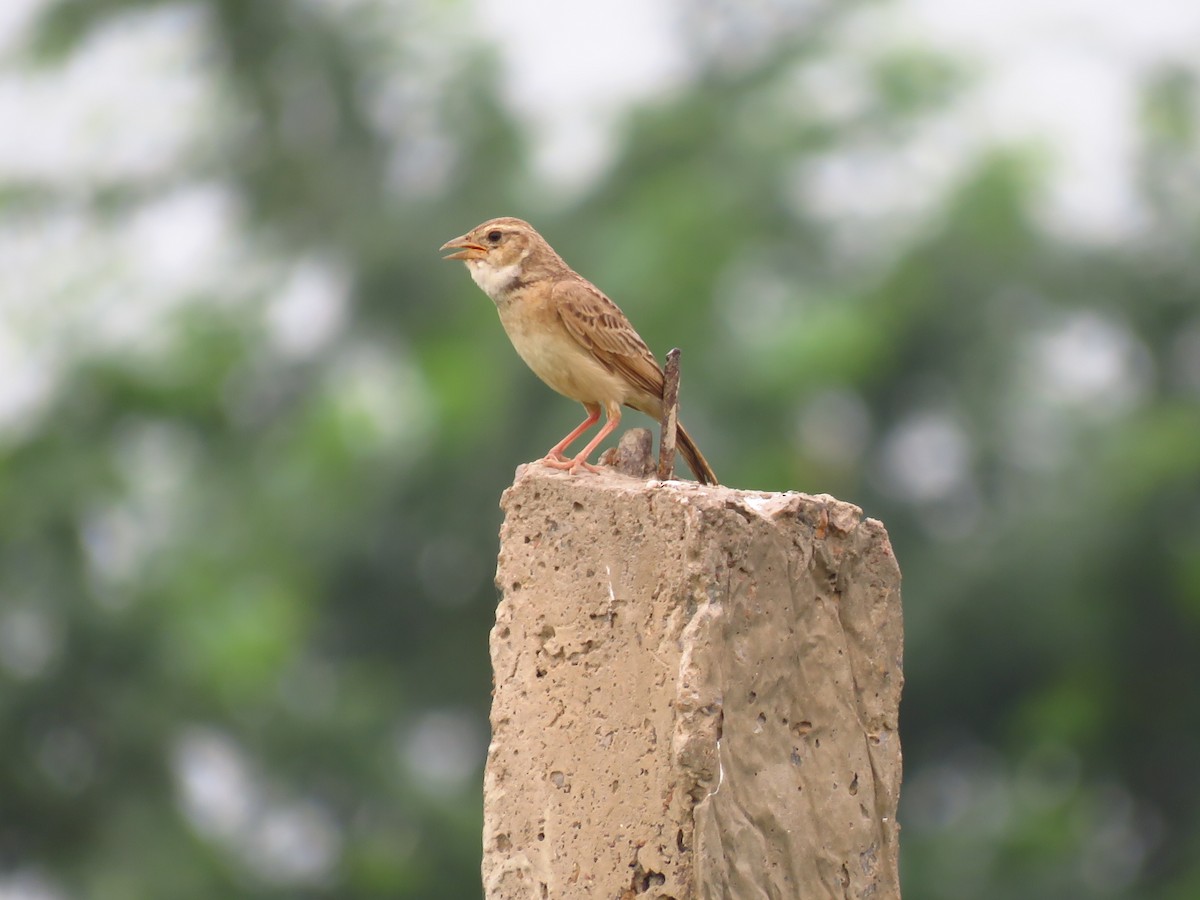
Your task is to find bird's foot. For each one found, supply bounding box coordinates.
[540,455,603,475]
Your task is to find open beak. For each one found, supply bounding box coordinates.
[440,233,487,261]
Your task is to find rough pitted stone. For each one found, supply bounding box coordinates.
[483,464,903,900]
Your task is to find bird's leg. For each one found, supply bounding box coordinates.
[543,401,621,474]
[543,403,601,462]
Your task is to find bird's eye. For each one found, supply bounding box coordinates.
[487,230,502,243]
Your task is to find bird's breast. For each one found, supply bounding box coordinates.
[497,296,628,405]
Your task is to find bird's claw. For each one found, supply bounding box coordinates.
[540,455,604,475]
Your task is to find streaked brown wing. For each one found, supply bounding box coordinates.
[552,278,665,401]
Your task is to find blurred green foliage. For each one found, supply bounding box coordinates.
[1,1,1198,898]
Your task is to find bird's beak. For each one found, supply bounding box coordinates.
[440,233,487,261]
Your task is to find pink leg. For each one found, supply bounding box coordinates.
[543,401,621,474]
[543,403,601,461]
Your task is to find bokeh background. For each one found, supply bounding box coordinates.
[2,0,1199,897]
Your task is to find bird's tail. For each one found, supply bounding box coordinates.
[676,422,718,485]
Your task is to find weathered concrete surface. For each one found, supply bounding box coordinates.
[483,464,903,900]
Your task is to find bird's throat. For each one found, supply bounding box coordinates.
[468,259,524,302]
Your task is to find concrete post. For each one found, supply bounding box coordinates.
[483,463,903,899]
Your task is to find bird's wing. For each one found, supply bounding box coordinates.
[552,278,665,402]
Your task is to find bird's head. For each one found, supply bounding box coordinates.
[440,217,564,299]
[440,217,546,266]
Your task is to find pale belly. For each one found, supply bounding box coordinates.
[499,313,629,405]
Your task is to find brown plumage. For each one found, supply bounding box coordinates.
[440,216,717,485]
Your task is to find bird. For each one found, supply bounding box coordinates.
[440,216,718,485]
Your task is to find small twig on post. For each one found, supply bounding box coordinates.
[657,348,681,481]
